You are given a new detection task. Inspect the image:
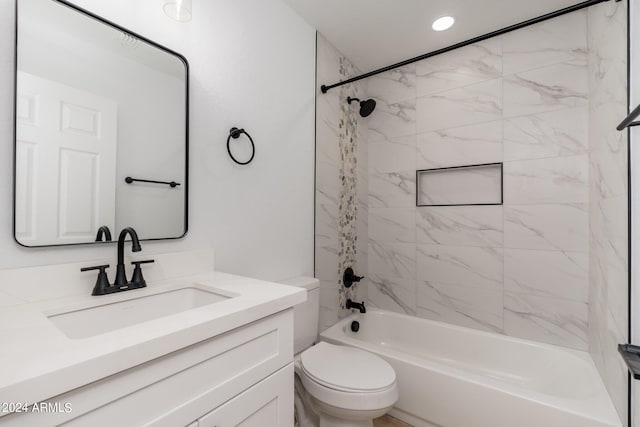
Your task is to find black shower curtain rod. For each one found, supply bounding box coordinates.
[320,0,620,94]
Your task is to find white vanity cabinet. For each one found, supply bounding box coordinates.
[197,364,293,427]
[0,310,294,427]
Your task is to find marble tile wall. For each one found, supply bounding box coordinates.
[314,4,629,424]
[316,34,368,332]
[366,11,593,349]
[587,1,629,424]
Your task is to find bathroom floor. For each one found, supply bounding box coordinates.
[373,415,413,427]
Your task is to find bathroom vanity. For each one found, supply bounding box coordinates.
[0,249,305,426]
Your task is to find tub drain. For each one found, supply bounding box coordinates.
[350,321,360,332]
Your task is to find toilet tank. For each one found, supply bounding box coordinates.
[278,277,319,354]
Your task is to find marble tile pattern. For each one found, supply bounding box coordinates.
[504,249,589,301]
[503,155,589,204]
[504,292,588,349]
[369,208,416,244]
[417,280,503,333]
[502,10,588,75]
[368,99,416,140]
[363,12,595,353]
[416,245,504,290]
[416,78,503,133]
[368,65,416,105]
[368,274,417,315]
[369,241,417,281]
[415,38,502,97]
[369,133,416,173]
[416,120,502,169]
[316,34,369,331]
[504,204,588,251]
[368,169,416,208]
[587,1,629,425]
[503,62,588,118]
[503,107,588,161]
[416,206,503,247]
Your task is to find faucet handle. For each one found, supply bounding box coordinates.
[131,260,155,266]
[343,268,365,288]
[130,259,154,288]
[80,264,110,272]
[81,265,112,296]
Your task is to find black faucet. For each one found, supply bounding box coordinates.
[81,227,154,296]
[95,225,112,242]
[115,227,142,287]
[346,299,366,313]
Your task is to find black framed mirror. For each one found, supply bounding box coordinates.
[14,0,188,247]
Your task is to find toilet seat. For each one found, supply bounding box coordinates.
[297,342,399,412]
[300,342,396,392]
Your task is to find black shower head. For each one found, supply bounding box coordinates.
[359,98,377,117]
[347,97,377,118]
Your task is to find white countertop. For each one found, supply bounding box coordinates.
[0,270,305,406]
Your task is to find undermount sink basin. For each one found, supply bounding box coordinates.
[47,287,231,339]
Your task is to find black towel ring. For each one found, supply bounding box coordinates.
[227,127,255,165]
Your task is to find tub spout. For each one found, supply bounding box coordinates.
[346,299,366,313]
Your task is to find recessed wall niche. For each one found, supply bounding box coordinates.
[416,163,503,207]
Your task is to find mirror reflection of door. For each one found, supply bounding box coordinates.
[15,71,117,246]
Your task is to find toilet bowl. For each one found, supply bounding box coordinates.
[296,342,398,427]
[279,277,399,427]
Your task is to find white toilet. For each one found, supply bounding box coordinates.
[280,277,399,427]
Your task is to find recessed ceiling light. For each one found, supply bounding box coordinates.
[432,16,455,31]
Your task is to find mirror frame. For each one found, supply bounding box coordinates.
[13,0,189,247]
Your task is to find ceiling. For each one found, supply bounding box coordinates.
[282,0,588,71]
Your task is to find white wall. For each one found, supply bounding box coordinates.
[0,0,316,281]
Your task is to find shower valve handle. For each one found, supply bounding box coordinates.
[343,267,364,288]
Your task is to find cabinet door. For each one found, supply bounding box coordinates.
[198,364,293,427]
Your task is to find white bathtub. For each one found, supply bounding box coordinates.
[320,309,622,427]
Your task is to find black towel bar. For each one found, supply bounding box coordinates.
[125,177,181,188]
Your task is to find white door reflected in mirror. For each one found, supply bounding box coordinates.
[16,72,118,246]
